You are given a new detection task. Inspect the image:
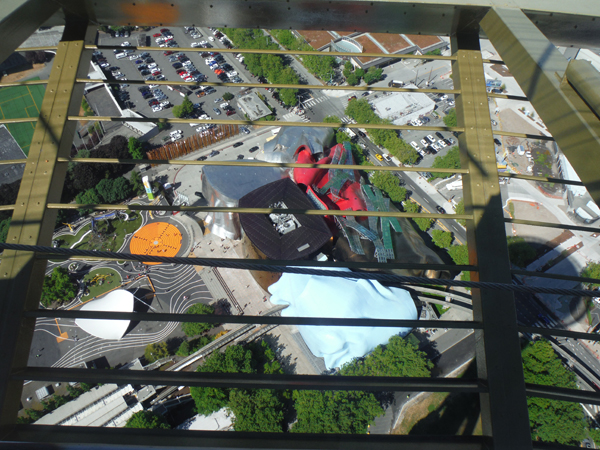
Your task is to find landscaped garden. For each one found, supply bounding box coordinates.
[82,267,121,298]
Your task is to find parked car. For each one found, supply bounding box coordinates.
[232,142,243,148]
[209,150,219,157]
[213,107,221,115]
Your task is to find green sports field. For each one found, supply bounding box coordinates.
[0,77,45,156]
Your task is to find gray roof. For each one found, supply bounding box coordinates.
[0,125,26,186]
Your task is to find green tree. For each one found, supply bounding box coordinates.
[0,217,11,243]
[130,171,145,196]
[522,340,586,445]
[340,335,433,378]
[190,344,255,415]
[455,199,466,227]
[157,121,170,131]
[363,67,383,85]
[75,188,101,215]
[371,172,407,203]
[431,229,453,248]
[354,68,365,79]
[292,390,382,434]
[96,177,132,204]
[581,262,600,288]
[228,389,285,432]
[403,200,433,232]
[127,137,144,160]
[443,108,457,127]
[346,73,360,86]
[507,236,537,267]
[172,97,194,118]
[144,342,169,363]
[125,411,170,429]
[40,267,77,307]
[181,303,216,337]
[323,115,341,124]
[176,340,190,357]
[430,147,461,180]
[222,92,234,101]
[447,244,469,265]
[425,48,442,56]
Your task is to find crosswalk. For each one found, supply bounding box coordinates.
[340,116,355,124]
[301,96,328,108]
[281,112,310,122]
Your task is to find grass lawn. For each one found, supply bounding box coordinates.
[82,268,121,298]
[57,225,92,248]
[433,303,450,316]
[67,212,142,252]
[393,362,481,436]
[0,77,45,155]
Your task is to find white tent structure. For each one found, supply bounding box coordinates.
[75,290,134,340]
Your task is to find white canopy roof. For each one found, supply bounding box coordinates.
[75,290,134,340]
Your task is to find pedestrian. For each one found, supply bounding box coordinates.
[35,354,40,358]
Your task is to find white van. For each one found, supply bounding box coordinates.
[115,53,127,59]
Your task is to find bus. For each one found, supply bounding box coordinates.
[388,80,405,88]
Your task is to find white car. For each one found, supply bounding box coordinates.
[208,36,215,41]
[152,105,163,112]
[121,41,130,46]
[420,139,428,147]
[147,63,157,69]
[183,60,192,66]
[438,139,447,148]
[410,141,420,150]
[426,135,436,143]
[227,71,238,77]
[191,42,201,47]
[160,101,170,107]
[431,143,440,152]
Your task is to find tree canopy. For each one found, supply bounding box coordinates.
[128,137,144,160]
[371,172,407,203]
[581,262,600,288]
[181,303,216,337]
[431,229,453,248]
[522,340,586,445]
[403,200,433,232]
[430,147,461,180]
[292,336,431,434]
[172,97,194,118]
[41,267,77,307]
[443,108,457,127]
[190,341,286,432]
[220,28,299,105]
[344,99,418,165]
[144,342,169,363]
[0,217,11,244]
[96,177,132,204]
[125,411,170,429]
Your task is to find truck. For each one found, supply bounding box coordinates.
[390,156,401,166]
[388,80,405,88]
[339,127,357,141]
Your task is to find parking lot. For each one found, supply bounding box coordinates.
[95,26,256,142]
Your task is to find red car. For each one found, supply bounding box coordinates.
[163,50,173,56]
[153,33,161,38]
[226,110,235,116]
[160,28,169,32]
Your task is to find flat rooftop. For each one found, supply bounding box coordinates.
[369,33,412,53]
[238,92,271,121]
[355,34,384,64]
[298,30,335,50]
[371,89,436,125]
[404,34,444,51]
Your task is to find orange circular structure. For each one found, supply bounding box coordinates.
[130,222,182,265]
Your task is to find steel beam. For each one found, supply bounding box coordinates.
[4,426,488,450]
[42,0,600,49]
[0,27,88,437]
[451,34,532,448]
[481,8,600,207]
